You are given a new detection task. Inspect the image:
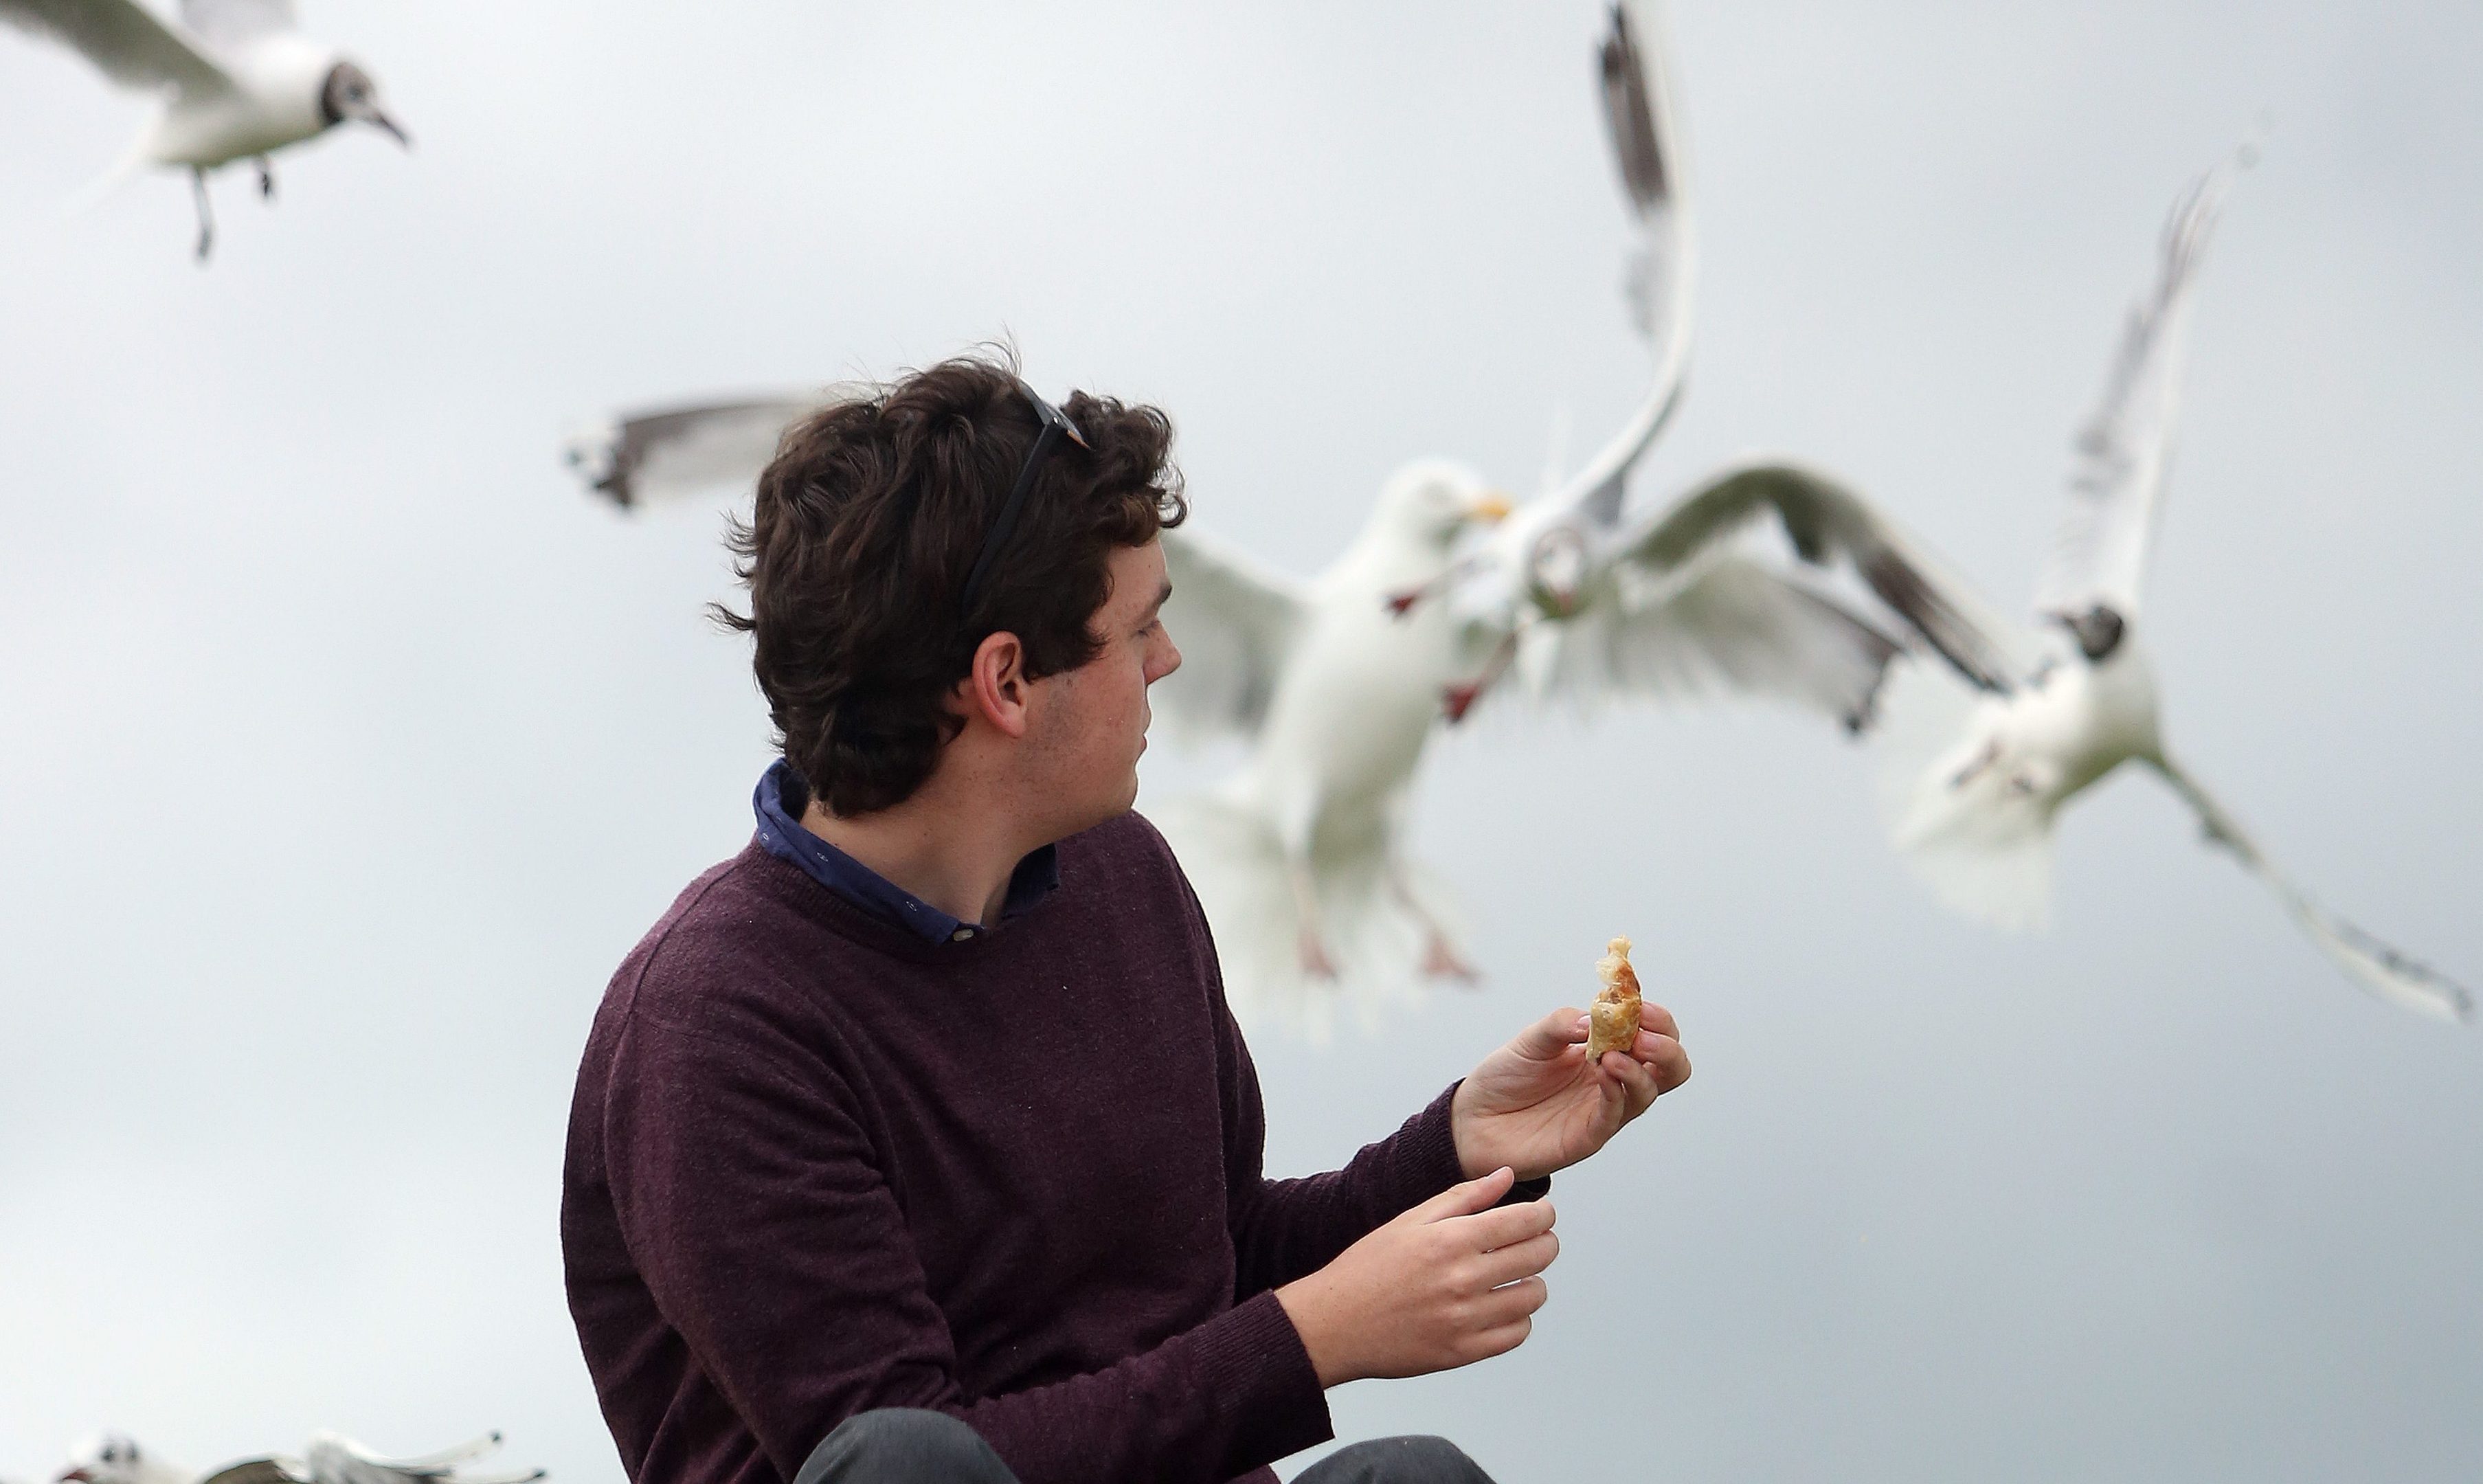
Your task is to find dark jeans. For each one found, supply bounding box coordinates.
[794,1408,1497,1484]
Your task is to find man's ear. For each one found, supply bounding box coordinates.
[959,630,1033,740]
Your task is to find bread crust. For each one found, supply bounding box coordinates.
[1587,935,1642,1061]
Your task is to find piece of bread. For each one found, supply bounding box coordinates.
[1586,936,1642,1061]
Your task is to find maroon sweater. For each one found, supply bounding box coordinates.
[561,814,1473,1484]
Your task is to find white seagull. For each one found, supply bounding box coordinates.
[1429,456,2018,735]
[54,1430,541,1484]
[0,0,408,258]
[54,1434,188,1484]
[561,395,824,512]
[1400,11,2014,733]
[1883,150,2473,1024]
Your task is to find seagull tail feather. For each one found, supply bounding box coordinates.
[1149,791,1465,1042]
[58,136,150,223]
[1872,661,2056,931]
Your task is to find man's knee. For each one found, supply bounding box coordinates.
[1297,1435,1496,1484]
[792,1408,1018,1484]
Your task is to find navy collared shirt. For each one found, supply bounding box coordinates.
[751,759,1060,945]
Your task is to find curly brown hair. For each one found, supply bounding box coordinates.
[715,350,1187,816]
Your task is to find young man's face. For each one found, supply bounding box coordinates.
[1024,540,1180,834]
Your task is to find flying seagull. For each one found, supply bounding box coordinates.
[1433,454,2017,734]
[1883,149,2472,1023]
[1397,8,2012,734]
[561,396,822,512]
[0,0,409,258]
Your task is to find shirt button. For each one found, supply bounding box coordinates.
[951,928,974,942]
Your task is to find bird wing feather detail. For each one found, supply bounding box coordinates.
[1615,460,2023,694]
[179,0,295,47]
[0,0,232,95]
[1527,552,1901,731]
[568,396,824,510]
[1153,526,1311,746]
[2151,758,2472,1022]
[1544,0,1696,532]
[2035,150,2246,622]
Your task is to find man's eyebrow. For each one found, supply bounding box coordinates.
[1147,581,1173,616]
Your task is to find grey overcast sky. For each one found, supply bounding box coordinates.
[3,2,2480,1481]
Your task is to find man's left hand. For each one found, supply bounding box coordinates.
[1450,1004,1690,1182]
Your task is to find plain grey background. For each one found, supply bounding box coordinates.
[3,3,2478,1481]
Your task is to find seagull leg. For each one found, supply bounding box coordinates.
[190,168,214,261]
[256,156,276,201]
[1443,631,1520,725]
[1288,858,1338,980]
[1947,737,2001,790]
[1390,865,1478,984]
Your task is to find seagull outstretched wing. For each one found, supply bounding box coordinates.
[1154,526,1311,746]
[565,395,825,510]
[1548,0,1696,532]
[1524,551,1902,730]
[2151,759,2473,1023]
[1439,0,1700,648]
[1599,459,2021,696]
[0,0,232,95]
[179,0,296,47]
[2036,148,2249,622]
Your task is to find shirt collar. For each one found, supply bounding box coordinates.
[752,759,1059,945]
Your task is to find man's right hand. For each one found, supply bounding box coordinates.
[1273,1167,1557,1388]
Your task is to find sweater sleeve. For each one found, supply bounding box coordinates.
[1204,980,1470,1298]
[598,1011,1329,1484]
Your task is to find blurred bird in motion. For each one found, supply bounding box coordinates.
[560,396,822,512]
[53,1430,542,1484]
[0,0,408,258]
[1406,11,2015,735]
[1433,455,2016,734]
[1880,148,2473,1023]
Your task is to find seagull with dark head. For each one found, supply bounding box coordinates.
[1,0,409,258]
[54,1432,188,1484]
[1885,148,2472,1023]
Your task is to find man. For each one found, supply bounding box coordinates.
[561,354,1691,1484]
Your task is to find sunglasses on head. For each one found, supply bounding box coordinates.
[959,381,1090,616]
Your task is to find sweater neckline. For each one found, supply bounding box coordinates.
[732,841,1055,967]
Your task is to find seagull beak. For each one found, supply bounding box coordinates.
[1468,491,1515,524]
[368,110,412,148]
[58,1469,95,1482]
